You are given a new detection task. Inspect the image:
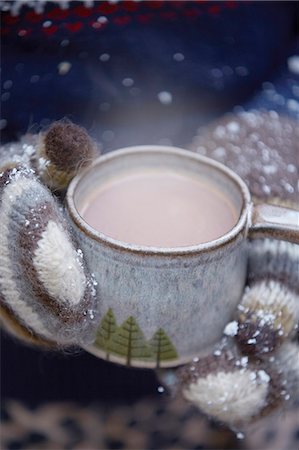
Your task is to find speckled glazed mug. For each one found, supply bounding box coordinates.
[66,146,299,368]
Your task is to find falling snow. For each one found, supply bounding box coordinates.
[258,370,270,383]
[58,61,72,75]
[122,78,134,87]
[43,20,52,28]
[99,53,110,62]
[173,52,185,62]
[0,119,7,130]
[3,80,13,90]
[287,55,299,75]
[158,91,173,105]
[223,321,239,337]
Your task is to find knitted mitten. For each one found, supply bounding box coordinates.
[174,112,299,426]
[191,111,299,354]
[0,122,99,347]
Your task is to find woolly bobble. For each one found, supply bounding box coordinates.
[235,280,299,356]
[178,348,278,425]
[0,165,98,347]
[35,120,98,190]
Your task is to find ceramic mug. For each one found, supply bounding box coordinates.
[66,146,299,368]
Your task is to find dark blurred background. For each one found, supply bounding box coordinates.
[1,0,298,418]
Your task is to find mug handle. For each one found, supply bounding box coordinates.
[249,203,299,244]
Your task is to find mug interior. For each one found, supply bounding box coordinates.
[69,146,249,251]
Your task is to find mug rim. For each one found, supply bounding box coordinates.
[66,145,251,256]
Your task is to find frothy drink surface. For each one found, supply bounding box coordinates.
[80,170,238,247]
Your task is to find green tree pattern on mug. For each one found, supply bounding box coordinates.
[149,328,178,367]
[94,308,117,359]
[108,316,153,365]
[94,309,178,366]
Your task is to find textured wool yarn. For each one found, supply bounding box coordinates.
[0,135,38,173]
[235,240,299,356]
[247,238,299,293]
[236,279,299,356]
[271,341,299,400]
[0,163,98,347]
[178,344,283,426]
[190,111,299,204]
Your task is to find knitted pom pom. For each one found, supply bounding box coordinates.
[36,120,98,190]
[0,165,98,347]
[178,347,282,425]
[236,280,299,356]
